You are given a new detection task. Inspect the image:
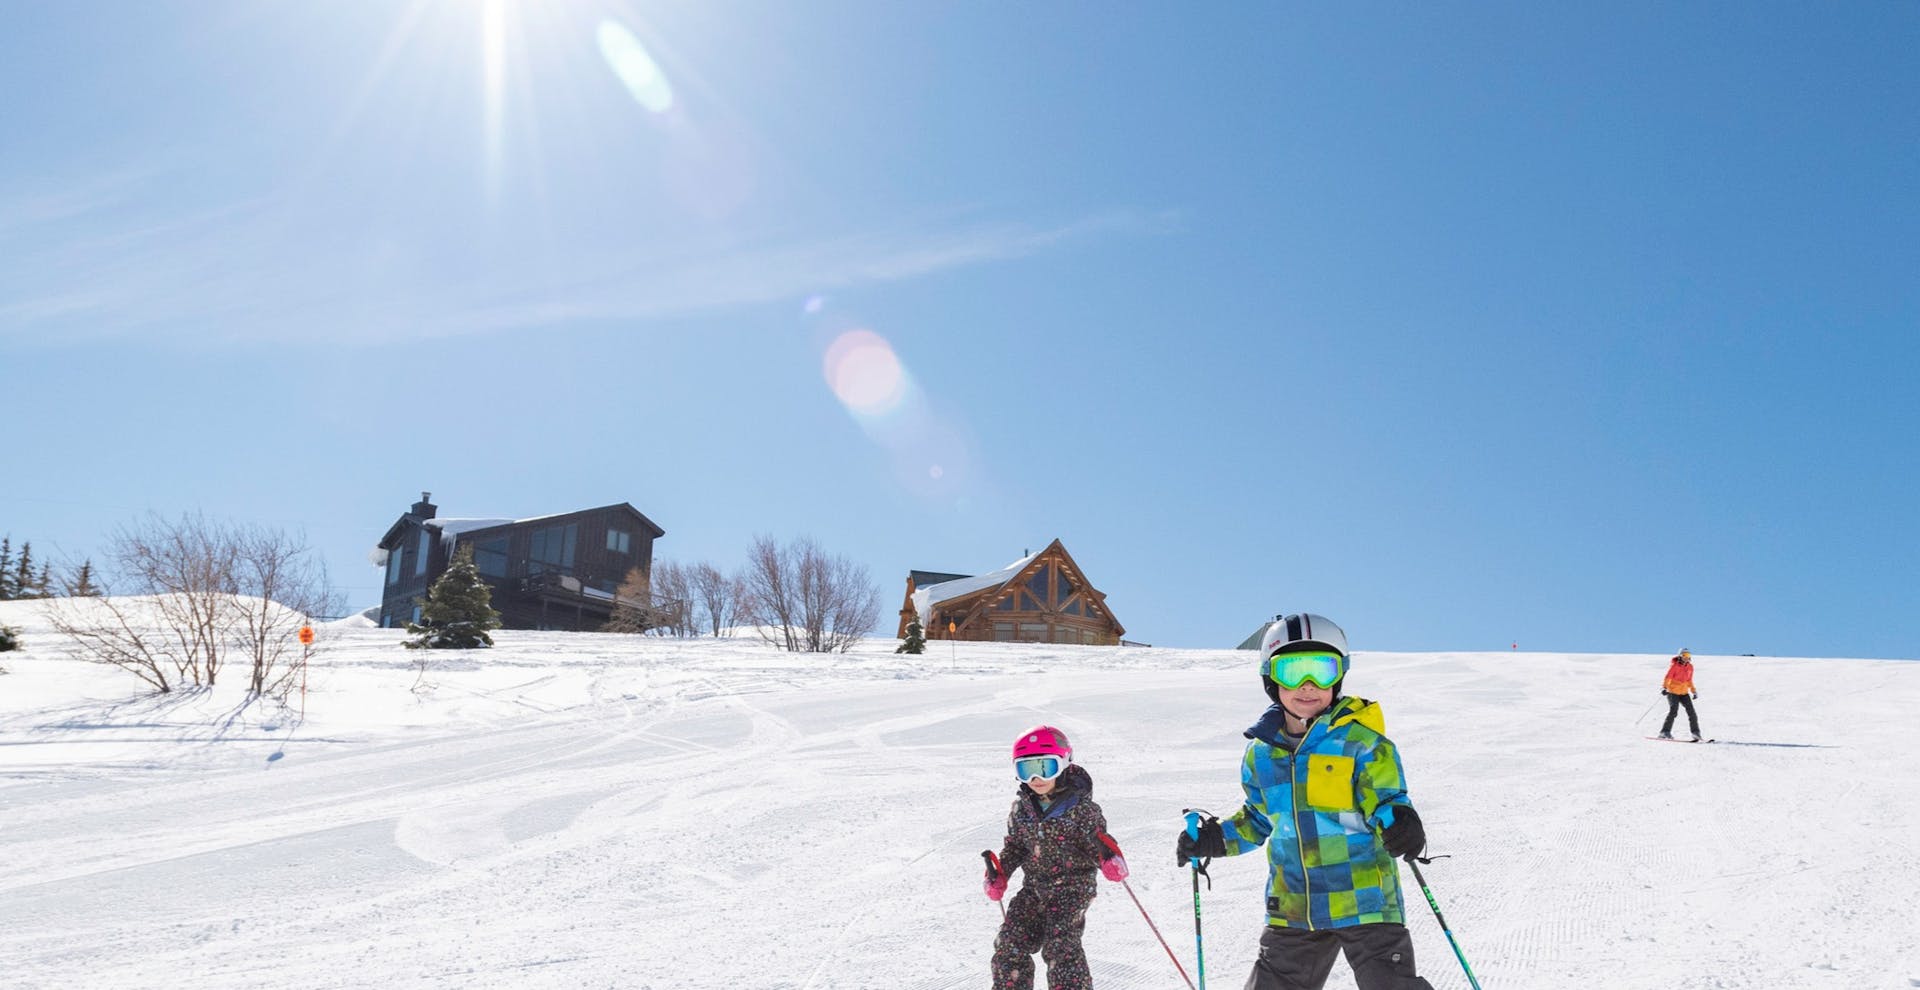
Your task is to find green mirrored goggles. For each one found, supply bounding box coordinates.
[1267,650,1347,690]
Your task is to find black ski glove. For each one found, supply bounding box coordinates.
[1379,804,1426,861]
[1176,815,1225,865]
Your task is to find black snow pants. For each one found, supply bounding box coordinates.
[1242,922,1434,990]
[1661,692,1700,736]
[991,875,1097,990]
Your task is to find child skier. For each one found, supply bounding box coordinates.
[1175,613,1436,990]
[1658,647,1703,741]
[981,725,1129,990]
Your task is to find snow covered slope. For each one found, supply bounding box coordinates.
[0,602,1914,989]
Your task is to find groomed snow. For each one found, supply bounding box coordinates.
[0,599,1915,989]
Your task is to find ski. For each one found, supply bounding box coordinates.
[1645,736,1714,744]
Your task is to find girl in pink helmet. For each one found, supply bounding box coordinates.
[980,725,1128,989]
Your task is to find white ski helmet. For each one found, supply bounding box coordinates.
[1258,613,1350,700]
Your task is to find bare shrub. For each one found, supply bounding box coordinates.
[646,561,696,638]
[230,525,342,699]
[602,566,671,634]
[690,562,744,637]
[44,512,338,696]
[741,535,879,653]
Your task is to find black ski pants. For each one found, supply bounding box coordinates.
[1242,922,1434,990]
[1661,692,1700,736]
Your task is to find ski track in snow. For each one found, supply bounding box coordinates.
[0,620,1916,989]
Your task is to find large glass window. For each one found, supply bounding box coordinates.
[385,545,403,587]
[416,529,431,577]
[529,524,578,573]
[1019,622,1049,642]
[994,595,1015,611]
[993,622,1015,641]
[1027,566,1051,604]
[474,537,509,578]
[607,529,631,554]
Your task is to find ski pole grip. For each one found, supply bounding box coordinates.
[1184,811,1202,841]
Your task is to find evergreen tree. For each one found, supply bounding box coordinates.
[0,537,15,601]
[896,615,927,654]
[404,544,501,650]
[32,562,52,599]
[65,559,101,597]
[12,541,36,601]
[0,623,19,653]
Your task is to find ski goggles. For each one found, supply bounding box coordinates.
[1013,755,1068,782]
[1267,650,1347,690]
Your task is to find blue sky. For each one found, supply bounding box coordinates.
[4,2,1915,658]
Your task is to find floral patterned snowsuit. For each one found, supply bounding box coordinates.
[990,764,1117,990]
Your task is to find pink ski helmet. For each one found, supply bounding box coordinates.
[1012,725,1071,762]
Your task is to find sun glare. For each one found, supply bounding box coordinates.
[596,20,674,114]
[823,329,908,417]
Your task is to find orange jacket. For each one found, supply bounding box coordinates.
[1663,658,1696,696]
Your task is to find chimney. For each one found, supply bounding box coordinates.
[411,491,437,519]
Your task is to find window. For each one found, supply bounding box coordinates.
[1027,566,1051,604]
[416,529,431,577]
[475,537,509,578]
[994,595,1015,612]
[1019,623,1049,642]
[1065,598,1084,616]
[529,523,578,573]
[607,529,631,554]
[993,622,1015,641]
[385,545,403,587]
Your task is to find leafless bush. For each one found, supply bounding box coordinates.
[646,561,697,637]
[690,562,744,637]
[44,512,338,696]
[230,525,342,699]
[741,535,879,653]
[603,566,672,634]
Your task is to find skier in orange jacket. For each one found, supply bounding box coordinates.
[1658,648,1703,741]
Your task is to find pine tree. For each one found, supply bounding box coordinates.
[65,559,100,597]
[404,544,501,650]
[12,541,36,601]
[0,537,15,601]
[0,623,19,653]
[896,615,927,654]
[32,562,51,599]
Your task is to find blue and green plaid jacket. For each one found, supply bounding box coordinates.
[1218,696,1413,929]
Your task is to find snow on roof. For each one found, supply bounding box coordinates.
[425,517,518,536]
[910,553,1037,621]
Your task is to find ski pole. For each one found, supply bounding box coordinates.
[1114,877,1196,990]
[1634,701,1657,725]
[1406,857,1483,990]
[1182,810,1212,990]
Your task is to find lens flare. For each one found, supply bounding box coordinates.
[823,329,907,416]
[596,20,673,113]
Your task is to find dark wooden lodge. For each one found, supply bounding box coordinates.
[897,539,1126,645]
[375,493,665,632]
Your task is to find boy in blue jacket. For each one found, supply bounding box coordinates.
[1176,613,1435,990]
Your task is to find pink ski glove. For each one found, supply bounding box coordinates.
[1099,855,1129,882]
[981,849,1007,901]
